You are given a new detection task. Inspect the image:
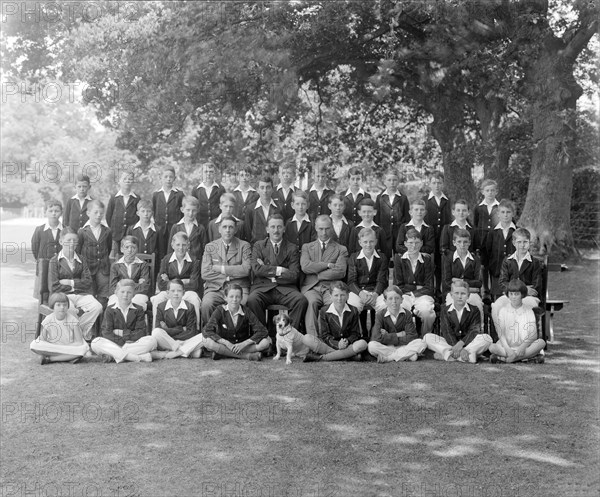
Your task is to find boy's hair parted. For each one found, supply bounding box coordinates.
[292,189,309,201]
[383,168,400,180]
[480,178,498,190]
[330,280,350,294]
[48,292,70,309]
[513,227,531,241]
[137,199,153,211]
[258,174,273,186]
[410,198,427,208]
[347,166,363,178]
[328,193,346,204]
[219,192,237,204]
[358,198,376,209]
[383,285,403,299]
[116,279,136,290]
[358,227,377,240]
[430,171,445,182]
[75,174,91,184]
[45,199,63,211]
[453,228,472,241]
[120,235,139,248]
[171,232,189,244]
[59,227,77,240]
[498,198,516,213]
[224,282,243,296]
[182,195,200,209]
[167,278,185,291]
[87,199,105,211]
[452,198,470,210]
[404,228,422,241]
[450,279,470,292]
[161,165,176,176]
[506,278,528,298]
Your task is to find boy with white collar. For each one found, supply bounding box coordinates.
[350,198,385,254]
[108,236,150,310]
[152,166,184,239]
[91,279,157,363]
[375,168,410,258]
[64,174,92,231]
[307,165,334,222]
[127,199,167,263]
[272,163,298,222]
[192,162,226,228]
[232,166,259,220]
[169,195,208,260]
[440,199,473,256]
[208,193,241,241]
[284,190,316,254]
[329,193,357,248]
[395,199,435,255]
[424,280,492,363]
[343,166,371,225]
[474,179,500,298]
[106,170,139,258]
[244,175,281,244]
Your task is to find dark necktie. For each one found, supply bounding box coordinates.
[225,244,229,256]
[274,243,279,255]
[321,241,326,255]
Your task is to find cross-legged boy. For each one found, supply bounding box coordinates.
[152,166,184,238]
[272,163,299,222]
[32,199,63,299]
[375,168,410,259]
[106,170,139,258]
[424,280,492,363]
[151,278,205,359]
[152,232,202,326]
[329,193,357,249]
[169,195,208,261]
[207,193,241,242]
[192,162,226,228]
[395,199,435,256]
[203,283,271,361]
[441,229,484,327]
[440,199,473,257]
[489,279,546,364]
[392,228,436,335]
[343,166,371,226]
[484,199,517,299]
[232,166,259,221]
[108,236,150,310]
[367,286,426,363]
[491,228,542,329]
[302,282,368,362]
[63,174,92,231]
[244,175,281,244]
[423,172,452,294]
[307,165,334,221]
[91,280,157,363]
[78,200,112,308]
[30,292,90,364]
[49,228,103,340]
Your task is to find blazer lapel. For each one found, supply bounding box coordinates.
[226,240,239,263]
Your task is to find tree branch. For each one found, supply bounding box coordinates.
[561,17,599,61]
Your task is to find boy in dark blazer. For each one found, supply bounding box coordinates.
[191,162,226,228]
[63,175,92,231]
[126,200,167,269]
[272,163,299,222]
[169,196,208,261]
[284,190,316,254]
[375,169,410,258]
[307,166,334,222]
[152,166,184,238]
[108,236,151,310]
[484,199,517,298]
[244,175,281,244]
[105,171,139,257]
[232,167,259,221]
[342,166,371,226]
[329,193,357,250]
[395,199,436,256]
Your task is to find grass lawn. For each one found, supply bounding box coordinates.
[1,220,598,497]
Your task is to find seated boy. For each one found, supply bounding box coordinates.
[30,292,90,364]
[350,198,385,255]
[424,280,492,363]
[108,236,150,310]
[395,199,435,255]
[127,199,167,267]
[202,283,271,361]
[152,232,202,326]
[91,280,158,363]
[207,193,240,242]
[169,195,208,261]
[151,278,205,359]
[367,286,426,363]
[441,229,483,327]
[329,193,357,249]
[392,228,436,335]
[491,228,542,329]
[489,279,546,363]
[347,228,388,318]
[302,282,368,362]
[440,199,473,257]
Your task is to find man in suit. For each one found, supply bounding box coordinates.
[201,216,251,323]
[300,215,349,336]
[247,214,308,329]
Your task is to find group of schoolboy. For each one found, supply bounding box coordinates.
[30,162,546,365]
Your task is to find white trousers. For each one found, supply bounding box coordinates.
[151,291,201,328]
[108,293,148,311]
[151,328,205,357]
[91,336,157,363]
[30,340,89,361]
[446,293,484,330]
[491,295,540,331]
[424,333,492,363]
[66,294,103,340]
[367,338,426,362]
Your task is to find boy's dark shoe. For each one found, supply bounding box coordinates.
[40,355,49,365]
[490,354,501,364]
[303,352,322,362]
[212,351,222,361]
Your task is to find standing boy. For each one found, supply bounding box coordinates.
[272,163,298,222]
[169,196,208,261]
[307,166,334,222]
[63,175,92,231]
[375,169,410,259]
[192,162,226,228]
[329,193,357,249]
[207,193,241,242]
[343,166,371,226]
[232,166,259,221]
[127,199,167,267]
[284,190,316,254]
[424,280,492,363]
[152,166,184,238]
[395,199,435,256]
[244,175,281,245]
[32,199,63,299]
[440,199,473,256]
[106,170,139,257]
[350,198,385,255]
[473,179,500,298]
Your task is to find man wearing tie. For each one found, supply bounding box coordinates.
[201,216,251,323]
[247,214,308,330]
[301,215,349,336]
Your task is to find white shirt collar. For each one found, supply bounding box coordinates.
[110,302,137,311]
[326,303,351,315]
[169,252,193,263]
[428,191,448,200]
[156,186,180,193]
[357,249,380,260]
[330,215,348,224]
[356,220,380,228]
[382,190,402,198]
[116,256,144,265]
[214,213,240,223]
[479,199,500,207]
[70,194,92,201]
[177,218,198,227]
[494,222,517,231]
[401,252,424,263]
[450,220,472,228]
[234,185,256,192]
[453,251,475,262]
[224,304,245,316]
[44,222,63,231]
[345,187,365,197]
[407,220,430,228]
[115,190,138,198]
[448,303,471,313]
[83,220,108,228]
[165,300,188,312]
[384,307,405,318]
[508,252,532,262]
[198,181,219,190]
[309,184,328,192]
[255,199,278,209]
[58,250,81,263]
[132,221,156,231]
[292,214,310,223]
[276,183,295,191]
